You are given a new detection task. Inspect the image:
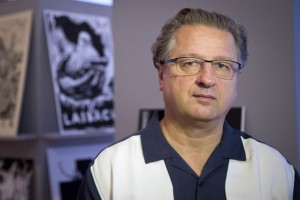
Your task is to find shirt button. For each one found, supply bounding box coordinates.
[198,181,203,187]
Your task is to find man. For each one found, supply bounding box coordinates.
[77,8,300,199]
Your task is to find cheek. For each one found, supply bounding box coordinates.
[159,69,175,91]
[231,83,237,98]
[161,76,187,98]
[233,79,238,97]
[224,81,238,103]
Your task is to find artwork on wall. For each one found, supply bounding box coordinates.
[0,157,34,200]
[225,106,246,131]
[46,142,110,200]
[0,10,33,137]
[138,109,164,130]
[74,0,114,7]
[43,9,115,135]
[138,107,246,131]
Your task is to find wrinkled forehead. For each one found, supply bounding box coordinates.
[168,25,239,60]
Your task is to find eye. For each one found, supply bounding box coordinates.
[214,62,231,71]
[179,59,201,68]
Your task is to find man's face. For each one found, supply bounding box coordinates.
[158,25,239,123]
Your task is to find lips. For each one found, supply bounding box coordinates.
[193,94,216,102]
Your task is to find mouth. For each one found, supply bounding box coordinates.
[193,94,216,102]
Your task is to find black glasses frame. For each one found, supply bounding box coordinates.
[160,57,242,70]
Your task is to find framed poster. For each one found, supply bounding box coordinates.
[0,10,33,137]
[225,106,246,131]
[138,107,246,131]
[0,157,34,200]
[46,142,111,200]
[138,109,164,130]
[43,9,115,135]
[74,0,114,6]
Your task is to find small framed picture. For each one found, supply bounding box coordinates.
[225,106,246,131]
[46,142,111,200]
[138,107,246,131]
[138,109,163,130]
[0,157,34,200]
[74,0,114,7]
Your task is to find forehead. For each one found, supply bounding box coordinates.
[170,25,238,60]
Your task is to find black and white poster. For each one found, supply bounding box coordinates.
[47,143,111,200]
[43,10,115,135]
[0,10,32,137]
[0,157,34,200]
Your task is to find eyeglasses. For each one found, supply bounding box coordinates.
[159,57,242,80]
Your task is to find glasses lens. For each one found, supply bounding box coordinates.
[212,61,239,79]
[176,58,202,75]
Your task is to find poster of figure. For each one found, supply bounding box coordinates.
[47,143,111,200]
[0,10,32,137]
[0,157,34,200]
[43,10,115,135]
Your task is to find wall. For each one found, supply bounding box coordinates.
[113,0,299,169]
[295,0,300,169]
[0,0,298,198]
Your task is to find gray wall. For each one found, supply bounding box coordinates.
[295,0,300,169]
[0,0,298,199]
[113,0,299,169]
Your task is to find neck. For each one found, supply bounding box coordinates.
[160,118,223,151]
[160,116,224,176]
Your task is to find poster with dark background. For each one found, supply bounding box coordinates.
[43,10,114,135]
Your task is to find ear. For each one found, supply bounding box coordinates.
[156,63,164,91]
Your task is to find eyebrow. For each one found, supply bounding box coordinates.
[177,54,236,61]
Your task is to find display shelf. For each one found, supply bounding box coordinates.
[42,132,114,147]
[43,131,114,140]
[0,133,38,141]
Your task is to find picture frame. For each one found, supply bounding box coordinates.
[46,142,111,200]
[138,107,246,131]
[74,0,114,7]
[43,9,115,135]
[225,106,246,131]
[0,157,34,200]
[0,10,33,137]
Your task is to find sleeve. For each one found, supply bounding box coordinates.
[293,168,300,200]
[76,167,102,200]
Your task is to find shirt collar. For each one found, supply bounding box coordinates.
[141,111,246,164]
[221,121,246,161]
[141,111,172,163]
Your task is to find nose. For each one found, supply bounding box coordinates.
[195,64,217,87]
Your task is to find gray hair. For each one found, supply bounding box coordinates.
[151,8,248,68]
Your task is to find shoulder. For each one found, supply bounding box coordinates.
[94,133,142,166]
[87,132,174,199]
[240,134,291,167]
[88,134,144,198]
[226,133,296,199]
[239,134,295,185]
